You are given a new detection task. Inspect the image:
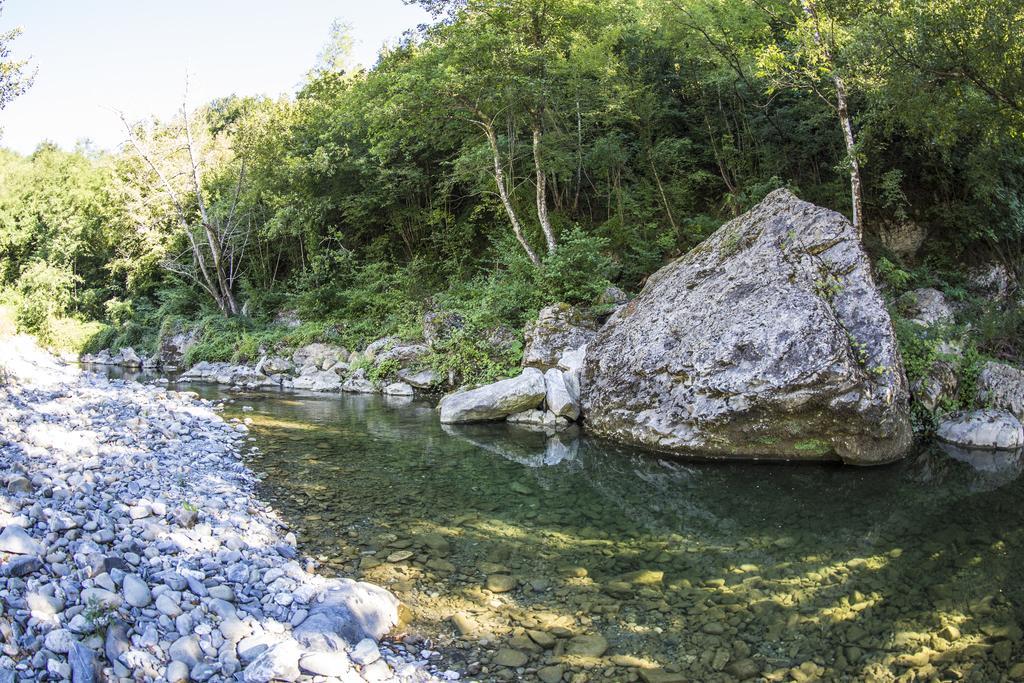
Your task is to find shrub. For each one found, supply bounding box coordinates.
[540,227,613,306]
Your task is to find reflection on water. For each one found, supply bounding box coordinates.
[94,366,1024,681]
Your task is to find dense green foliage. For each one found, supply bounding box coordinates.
[0,0,1021,371]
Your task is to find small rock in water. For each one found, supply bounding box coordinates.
[486,574,516,593]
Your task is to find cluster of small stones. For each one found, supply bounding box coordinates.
[0,337,456,682]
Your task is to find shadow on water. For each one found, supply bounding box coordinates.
[94,366,1024,681]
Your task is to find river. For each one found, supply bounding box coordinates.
[96,367,1024,682]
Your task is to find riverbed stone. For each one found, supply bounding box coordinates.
[293,581,400,651]
[486,574,516,593]
[492,648,529,668]
[936,409,1024,450]
[0,525,44,555]
[566,633,609,658]
[242,638,301,683]
[439,368,546,423]
[0,336,445,683]
[122,573,152,607]
[581,188,913,464]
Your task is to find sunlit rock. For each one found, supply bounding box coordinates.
[581,189,913,464]
[439,368,546,423]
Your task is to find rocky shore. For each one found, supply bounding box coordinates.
[0,336,455,682]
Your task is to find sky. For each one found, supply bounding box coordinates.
[0,0,431,154]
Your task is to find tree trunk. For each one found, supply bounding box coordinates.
[833,74,863,239]
[483,121,541,267]
[532,123,557,254]
[802,0,864,238]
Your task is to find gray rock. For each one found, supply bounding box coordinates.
[382,382,414,397]
[970,263,1013,299]
[977,361,1024,420]
[6,475,31,493]
[298,651,352,677]
[374,343,428,368]
[293,581,399,652]
[44,628,76,653]
[544,369,579,421]
[0,525,43,555]
[397,368,439,390]
[242,638,300,683]
[439,368,546,424]
[169,634,203,667]
[2,555,42,577]
[69,642,97,683]
[292,343,348,371]
[911,357,958,413]
[166,660,190,683]
[256,355,294,376]
[155,593,182,617]
[292,369,342,393]
[341,368,376,394]
[118,347,142,368]
[936,409,1024,451]
[157,325,199,370]
[581,189,913,464]
[522,304,597,371]
[122,574,152,607]
[104,621,130,667]
[349,638,381,666]
[901,287,955,327]
[597,285,629,307]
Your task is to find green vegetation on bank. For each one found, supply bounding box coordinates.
[0,0,1021,394]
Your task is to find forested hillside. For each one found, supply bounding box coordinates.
[2,0,1022,377]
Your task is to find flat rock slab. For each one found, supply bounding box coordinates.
[439,369,546,423]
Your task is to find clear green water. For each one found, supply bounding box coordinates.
[107,371,1024,682]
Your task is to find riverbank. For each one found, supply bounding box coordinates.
[0,336,454,682]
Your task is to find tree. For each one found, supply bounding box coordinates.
[756,0,865,237]
[0,0,34,110]
[118,89,249,317]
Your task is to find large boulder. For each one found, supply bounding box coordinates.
[522,305,597,371]
[581,189,913,464]
[977,361,1024,420]
[936,409,1024,451]
[439,368,546,424]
